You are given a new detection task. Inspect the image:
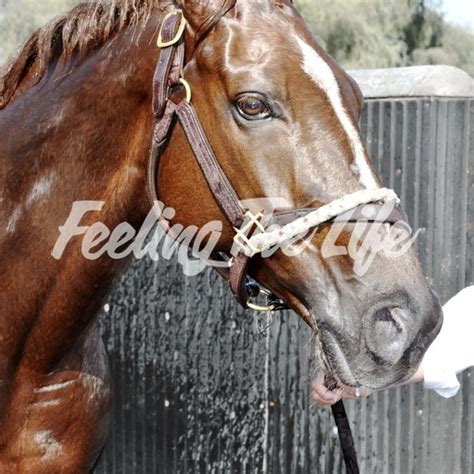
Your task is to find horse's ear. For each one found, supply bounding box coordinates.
[179,0,236,35]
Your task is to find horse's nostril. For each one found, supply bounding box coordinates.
[365,306,410,364]
[374,307,393,323]
[373,307,404,332]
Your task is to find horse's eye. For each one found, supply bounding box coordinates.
[235,95,272,120]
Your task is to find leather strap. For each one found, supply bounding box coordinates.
[153,12,186,118]
[149,101,245,229]
[175,101,244,227]
[229,251,252,306]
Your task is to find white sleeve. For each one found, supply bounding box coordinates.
[421,286,474,398]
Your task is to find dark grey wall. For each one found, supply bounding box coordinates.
[95,93,473,473]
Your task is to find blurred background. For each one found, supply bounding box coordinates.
[1,0,473,75]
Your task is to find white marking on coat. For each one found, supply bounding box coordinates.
[6,207,22,234]
[34,431,63,459]
[295,36,379,189]
[33,399,61,408]
[35,380,75,393]
[47,108,66,128]
[4,173,56,234]
[26,173,56,206]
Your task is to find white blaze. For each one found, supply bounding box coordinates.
[295,36,379,189]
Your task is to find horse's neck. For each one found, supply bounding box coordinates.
[3,24,160,230]
[0,21,160,346]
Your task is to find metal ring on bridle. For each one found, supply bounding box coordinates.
[179,78,192,103]
[246,288,275,312]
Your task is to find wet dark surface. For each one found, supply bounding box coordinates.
[96,98,473,473]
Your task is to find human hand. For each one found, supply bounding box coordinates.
[311,373,373,406]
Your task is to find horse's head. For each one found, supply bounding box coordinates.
[157,0,442,390]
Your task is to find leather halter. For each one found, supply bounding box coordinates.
[147,10,410,312]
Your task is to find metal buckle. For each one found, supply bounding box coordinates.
[246,288,275,312]
[233,211,265,256]
[157,10,187,48]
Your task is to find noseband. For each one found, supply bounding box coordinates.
[148,10,411,313]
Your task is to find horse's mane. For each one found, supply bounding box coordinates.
[0,0,236,110]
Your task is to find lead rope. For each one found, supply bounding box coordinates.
[331,401,360,474]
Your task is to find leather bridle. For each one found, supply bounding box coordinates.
[147,9,411,313]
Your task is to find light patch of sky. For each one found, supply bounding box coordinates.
[438,0,474,29]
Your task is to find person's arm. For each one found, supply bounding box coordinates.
[419,286,474,397]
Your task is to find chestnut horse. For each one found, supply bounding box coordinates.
[0,0,442,472]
